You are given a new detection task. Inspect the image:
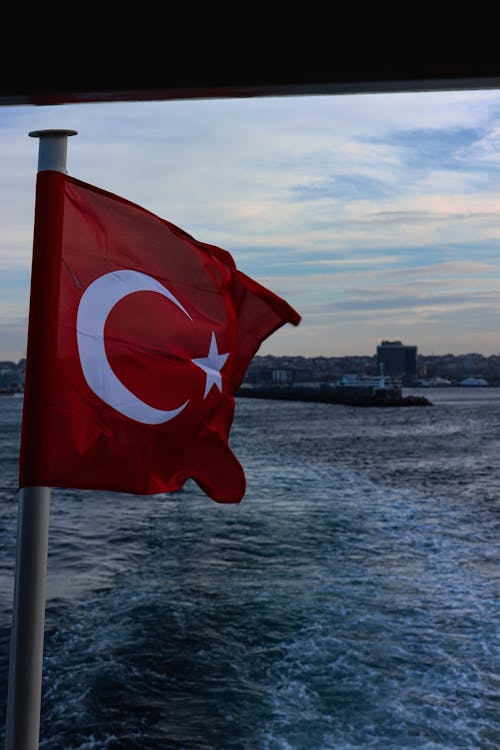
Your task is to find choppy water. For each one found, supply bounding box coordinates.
[0,389,499,749]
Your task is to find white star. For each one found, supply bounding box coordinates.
[191,332,229,399]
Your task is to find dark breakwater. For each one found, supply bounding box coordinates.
[237,385,432,407]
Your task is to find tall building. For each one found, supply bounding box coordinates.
[376,340,417,384]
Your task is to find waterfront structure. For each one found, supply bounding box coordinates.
[0,362,24,392]
[376,340,417,384]
[272,369,292,384]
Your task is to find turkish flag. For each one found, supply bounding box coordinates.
[19,171,301,503]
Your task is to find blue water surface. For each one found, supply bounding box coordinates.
[0,390,499,749]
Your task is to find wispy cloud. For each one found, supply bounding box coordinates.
[3,90,500,359]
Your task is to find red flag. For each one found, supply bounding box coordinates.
[19,171,301,503]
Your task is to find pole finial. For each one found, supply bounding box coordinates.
[29,130,78,174]
[28,129,78,138]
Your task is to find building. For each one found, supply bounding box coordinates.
[376,340,417,384]
[272,369,292,384]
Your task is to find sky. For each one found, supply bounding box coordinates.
[3,88,500,362]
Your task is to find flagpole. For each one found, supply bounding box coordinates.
[5,130,77,750]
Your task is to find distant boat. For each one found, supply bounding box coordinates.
[459,377,489,387]
[331,372,400,398]
[415,377,452,387]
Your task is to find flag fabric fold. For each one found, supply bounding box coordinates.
[19,171,301,503]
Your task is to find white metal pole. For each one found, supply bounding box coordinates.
[5,129,77,750]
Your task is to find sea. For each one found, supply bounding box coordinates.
[0,388,499,750]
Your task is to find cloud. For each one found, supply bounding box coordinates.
[3,90,500,359]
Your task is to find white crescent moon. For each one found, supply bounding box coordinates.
[76,269,192,424]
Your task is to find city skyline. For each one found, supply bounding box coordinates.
[3,89,500,360]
